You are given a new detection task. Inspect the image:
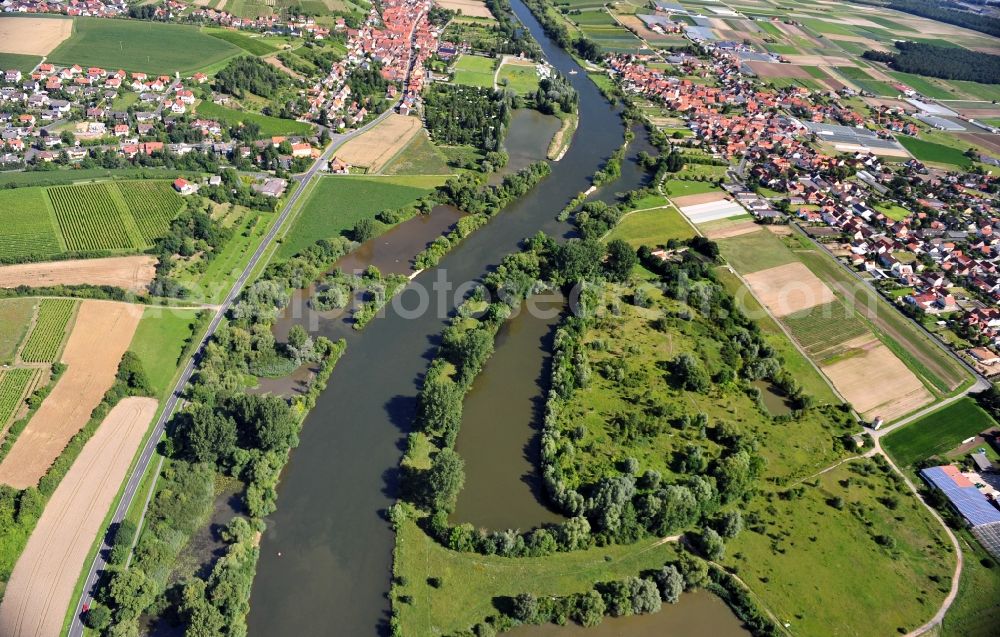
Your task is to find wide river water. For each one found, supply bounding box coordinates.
[246,1,715,634]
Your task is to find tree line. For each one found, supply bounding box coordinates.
[863,41,1000,85]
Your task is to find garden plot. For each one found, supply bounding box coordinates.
[674,192,745,224]
[0,301,143,489]
[742,261,836,318]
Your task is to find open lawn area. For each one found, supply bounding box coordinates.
[128,307,203,396]
[661,180,722,199]
[277,175,444,258]
[729,458,954,636]
[898,136,973,168]
[394,515,681,636]
[876,202,912,221]
[882,398,998,467]
[195,100,314,137]
[452,54,496,88]
[605,206,694,247]
[48,18,240,75]
[497,62,540,94]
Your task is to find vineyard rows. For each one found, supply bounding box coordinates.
[783,300,869,357]
[20,299,76,363]
[115,181,184,243]
[0,368,40,428]
[44,181,183,254]
[48,184,139,252]
[0,188,62,261]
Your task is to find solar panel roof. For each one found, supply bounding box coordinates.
[921,466,1000,528]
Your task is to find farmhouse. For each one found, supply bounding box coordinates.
[173,178,194,195]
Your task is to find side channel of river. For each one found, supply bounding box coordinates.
[246,2,717,635]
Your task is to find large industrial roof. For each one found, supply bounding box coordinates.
[921,466,1000,528]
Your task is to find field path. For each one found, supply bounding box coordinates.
[0,301,143,489]
[0,397,157,637]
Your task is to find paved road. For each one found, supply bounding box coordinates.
[66,105,397,637]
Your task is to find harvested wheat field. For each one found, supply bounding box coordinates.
[0,256,156,293]
[747,62,813,79]
[743,262,836,317]
[784,55,854,67]
[822,338,932,421]
[435,0,494,18]
[0,397,157,637]
[336,114,422,173]
[0,17,73,56]
[0,301,143,489]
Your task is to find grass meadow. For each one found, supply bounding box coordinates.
[605,206,694,247]
[128,307,204,396]
[194,101,314,137]
[452,54,496,88]
[0,53,41,74]
[0,299,35,365]
[277,175,443,258]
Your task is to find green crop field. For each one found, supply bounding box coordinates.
[115,181,185,243]
[605,206,694,247]
[48,18,240,74]
[48,183,143,252]
[19,299,76,364]
[0,368,39,428]
[0,53,41,74]
[783,301,870,357]
[203,27,279,56]
[0,299,35,365]
[278,176,444,257]
[883,398,998,466]
[194,100,314,137]
[717,229,798,273]
[887,72,956,100]
[897,136,973,168]
[0,188,63,261]
[452,54,496,88]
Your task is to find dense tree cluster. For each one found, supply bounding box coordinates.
[214,56,290,99]
[424,84,512,152]
[347,64,390,116]
[863,41,1000,85]
[529,74,579,115]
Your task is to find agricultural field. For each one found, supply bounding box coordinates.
[0,52,40,74]
[0,299,35,365]
[203,27,280,56]
[48,18,240,74]
[0,256,157,294]
[0,15,73,56]
[897,136,974,168]
[0,188,63,262]
[19,299,77,364]
[882,398,998,467]
[48,184,143,252]
[128,307,204,396]
[452,54,496,88]
[661,179,723,199]
[277,175,444,257]
[382,132,454,176]
[115,181,185,244]
[333,114,423,173]
[195,100,314,137]
[782,301,869,358]
[0,368,40,429]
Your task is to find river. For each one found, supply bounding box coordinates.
[246,0,656,633]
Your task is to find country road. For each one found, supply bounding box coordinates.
[65,104,399,637]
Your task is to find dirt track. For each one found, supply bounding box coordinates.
[0,397,157,637]
[0,17,73,56]
[0,301,143,489]
[334,114,422,173]
[0,256,156,293]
